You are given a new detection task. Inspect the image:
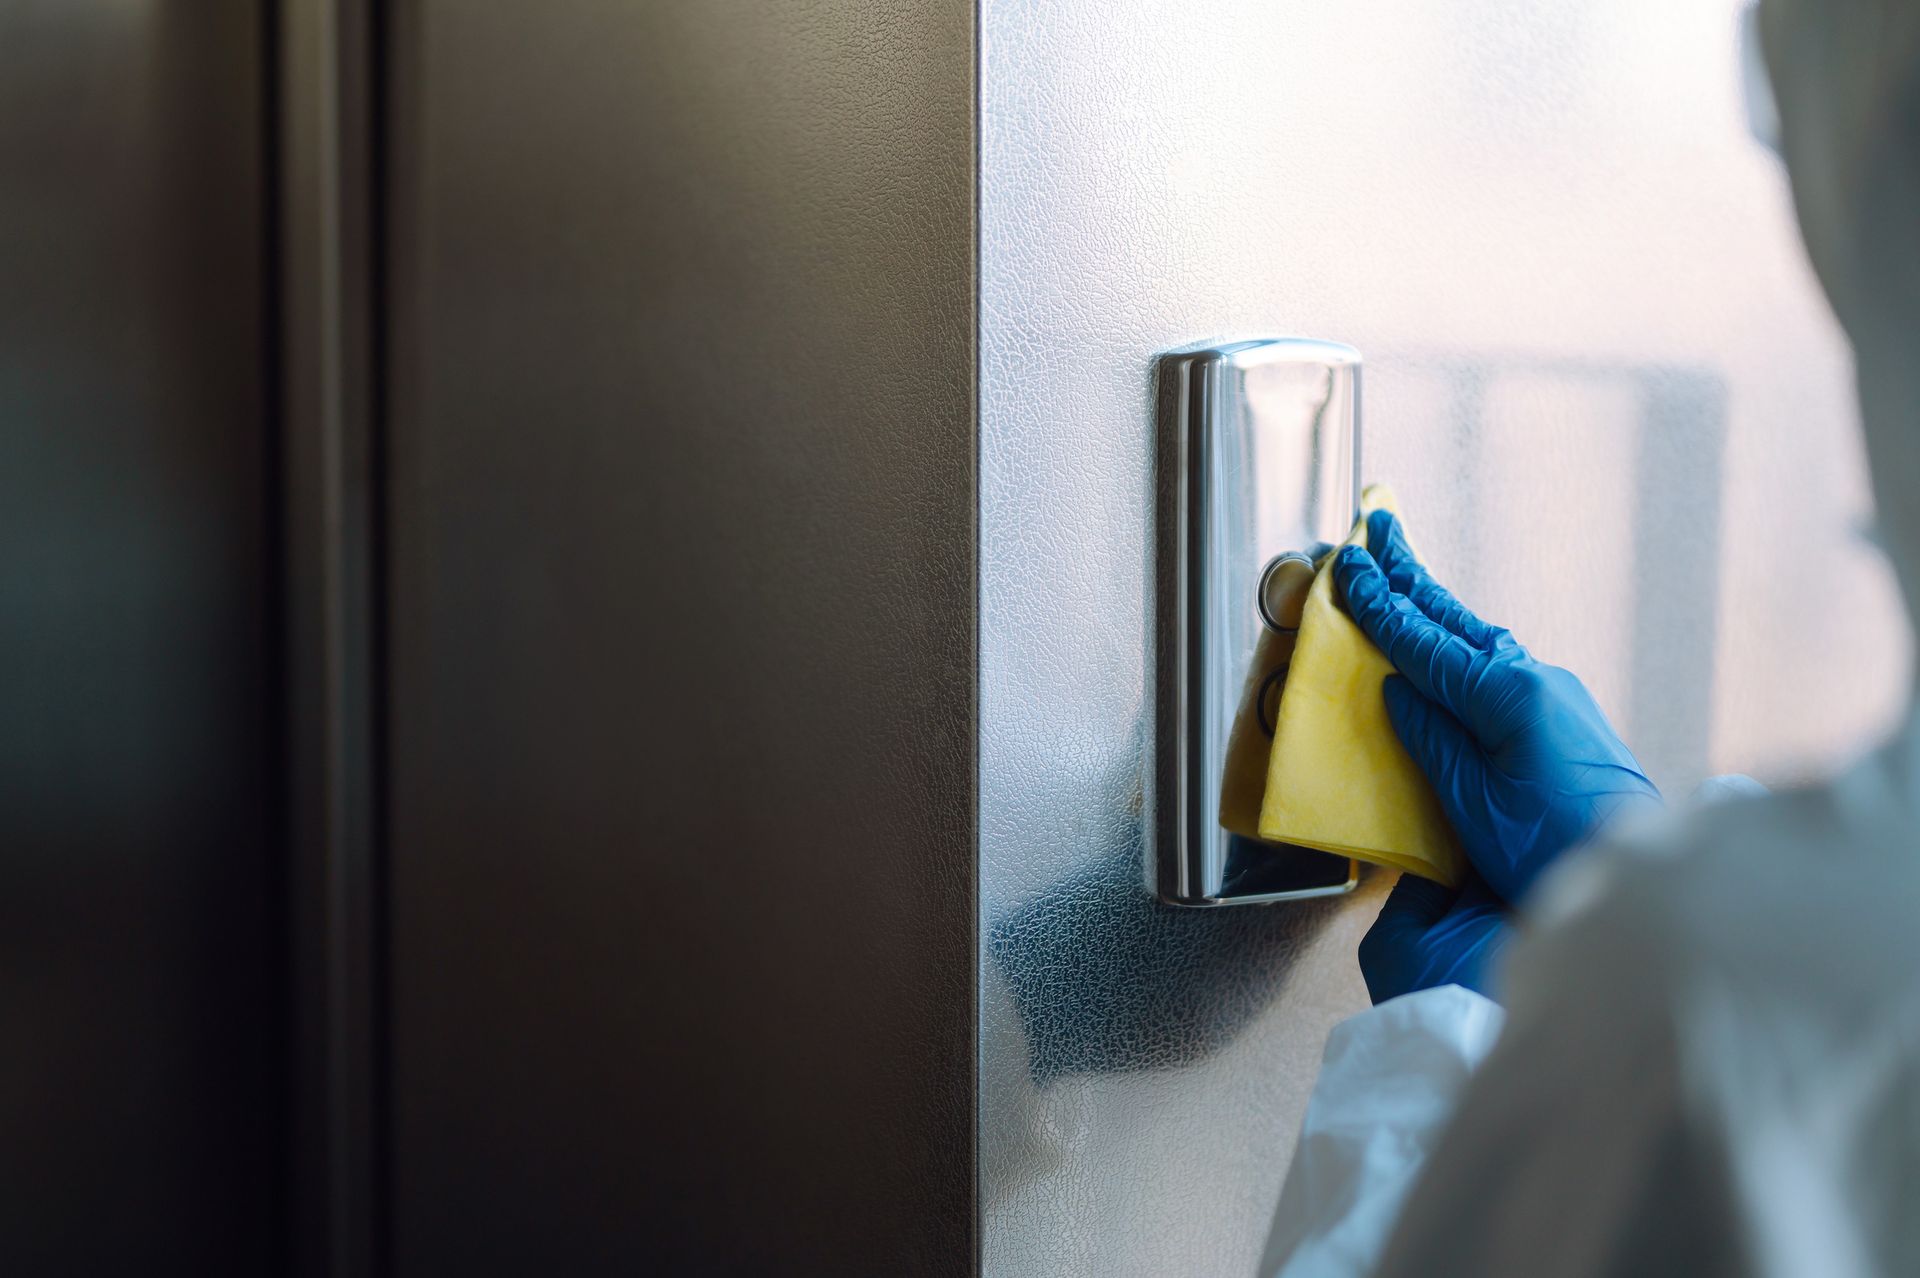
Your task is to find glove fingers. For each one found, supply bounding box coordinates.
[1365,509,1515,653]
[1336,547,1483,722]
[1382,673,1501,876]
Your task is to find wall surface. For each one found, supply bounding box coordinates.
[979,1,1910,1274]
[0,3,280,1269]
[385,3,977,1273]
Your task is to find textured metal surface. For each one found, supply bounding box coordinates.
[0,3,279,1269]
[980,1,1905,1274]
[384,3,976,1272]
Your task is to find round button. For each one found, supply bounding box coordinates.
[1257,552,1317,634]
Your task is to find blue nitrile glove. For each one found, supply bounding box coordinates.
[1358,871,1507,1003]
[1334,510,1662,905]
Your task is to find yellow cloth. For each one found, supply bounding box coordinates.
[1218,625,1292,841]
[1257,486,1466,886]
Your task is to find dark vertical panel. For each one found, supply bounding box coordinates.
[385,3,977,1274]
[278,1,388,1273]
[0,3,277,1270]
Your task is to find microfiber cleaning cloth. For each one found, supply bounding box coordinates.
[1257,486,1466,886]
[1217,622,1293,842]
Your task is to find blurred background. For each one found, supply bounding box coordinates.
[0,0,1904,1275]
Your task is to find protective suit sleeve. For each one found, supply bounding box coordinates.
[1266,775,1770,1278]
[1263,985,1504,1278]
[1367,837,1737,1278]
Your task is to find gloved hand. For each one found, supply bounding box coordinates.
[1358,871,1507,1004]
[1334,510,1661,905]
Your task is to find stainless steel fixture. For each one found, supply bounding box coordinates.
[1153,339,1364,907]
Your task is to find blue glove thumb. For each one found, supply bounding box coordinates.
[1358,872,1508,1004]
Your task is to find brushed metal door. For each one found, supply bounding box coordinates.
[383,3,978,1272]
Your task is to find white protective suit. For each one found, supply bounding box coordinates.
[1266,1,1920,1274]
